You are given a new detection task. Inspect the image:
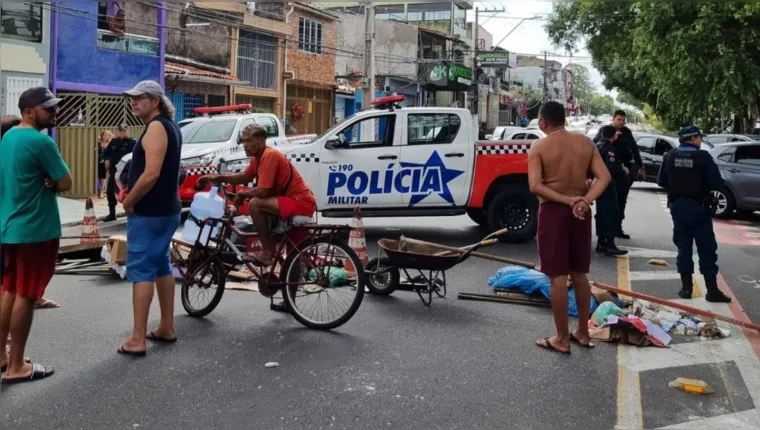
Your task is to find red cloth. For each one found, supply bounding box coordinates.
[277,196,315,221]
[2,239,59,299]
[537,201,592,277]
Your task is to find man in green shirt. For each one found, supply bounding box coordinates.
[0,87,72,384]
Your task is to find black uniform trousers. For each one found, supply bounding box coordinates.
[595,183,620,240]
[106,169,117,214]
[670,198,719,275]
[615,172,633,227]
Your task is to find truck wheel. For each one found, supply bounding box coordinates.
[466,208,487,227]
[486,187,538,243]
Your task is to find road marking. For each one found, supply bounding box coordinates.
[628,271,682,281]
[615,254,644,430]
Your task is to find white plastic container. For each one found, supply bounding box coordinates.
[182,186,225,243]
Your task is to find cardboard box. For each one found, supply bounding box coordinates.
[107,235,127,265]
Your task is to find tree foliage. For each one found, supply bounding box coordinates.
[564,64,594,111]
[616,91,645,111]
[546,2,760,131]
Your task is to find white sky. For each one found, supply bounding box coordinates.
[470,1,616,97]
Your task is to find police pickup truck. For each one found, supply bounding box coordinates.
[218,95,538,243]
[116,104,316,204]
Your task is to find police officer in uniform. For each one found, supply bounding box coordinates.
[657,126,731,303]
[594,126,628,257]
[103,124,135,221]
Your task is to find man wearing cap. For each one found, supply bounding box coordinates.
[657,125,731,303]
[103,124,136,221]
[0,87,72,383]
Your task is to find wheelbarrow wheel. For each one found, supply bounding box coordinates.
[365,257,400,296]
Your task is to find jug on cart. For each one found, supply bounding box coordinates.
[182,186,225,243]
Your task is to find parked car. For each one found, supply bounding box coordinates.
[709,142,760,218]
[487,126,523,140]
[703,134,760,146]
[635,133,714,183]
[501,129,545,141]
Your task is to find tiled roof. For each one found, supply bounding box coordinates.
[165,61,238,81]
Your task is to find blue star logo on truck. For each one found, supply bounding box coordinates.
[401,151,464,206]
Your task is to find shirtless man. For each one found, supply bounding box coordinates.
[528,101,611,354]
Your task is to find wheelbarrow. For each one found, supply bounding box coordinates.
[364,229,509,306]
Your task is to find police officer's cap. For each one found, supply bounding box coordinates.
[678,125,703,139]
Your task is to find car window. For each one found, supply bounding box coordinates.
[181,120,238,144]
[510,133,526,140]
[706,136,728,144]
[654,139,673,156]
[636,136,655,153]
[337,114,395,149]
[735,145,760,166]
[256,117,279,137]
[731,136,748,142]
[407,113,461,145]
[526,133,541,140]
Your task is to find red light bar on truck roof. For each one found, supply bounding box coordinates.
[371,95,405,106]
[194,104,252,115]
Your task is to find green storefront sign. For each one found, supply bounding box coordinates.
[423,63,473,91]
[448,64,472,87]
[476,51,509,68]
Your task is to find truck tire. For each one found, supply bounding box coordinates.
[466,208,487,227]
[486,187,538,243]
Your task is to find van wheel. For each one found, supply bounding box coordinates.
[486,187,538,243]
[466,208,487,227]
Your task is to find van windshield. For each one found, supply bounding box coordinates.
[181,120,237,144]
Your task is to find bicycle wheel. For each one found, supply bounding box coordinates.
[281,237,365,330]
[181,255,226,318]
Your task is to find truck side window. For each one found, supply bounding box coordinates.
[257,117,279,137]
[337,115,395,149]
[407,114,461,145]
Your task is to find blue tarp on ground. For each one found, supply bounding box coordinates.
[488,266,600,318]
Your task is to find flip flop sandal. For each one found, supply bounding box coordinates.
[536,337,571,355]
[1,357,31,373]
[35,299,61,309]
[1,363,54,384]
[146,331,177,343]
[117,346,146,357]
[570,333,595,349]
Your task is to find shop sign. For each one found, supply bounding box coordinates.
[448,64,472,86]
[476,51,510,68]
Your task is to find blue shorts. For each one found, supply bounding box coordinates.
[126,213,181,283]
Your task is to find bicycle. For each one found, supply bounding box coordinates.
[170,183,366,330]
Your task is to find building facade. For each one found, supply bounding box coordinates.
[0,2,50,116]
[285,4,338,135]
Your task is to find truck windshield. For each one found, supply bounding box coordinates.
[181,120,237,144]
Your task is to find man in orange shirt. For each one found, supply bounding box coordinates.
[198,124,316,266]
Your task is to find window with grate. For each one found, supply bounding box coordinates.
[207,95,226,107]
[237,30,277,90]
[299,17,323,55]
[1,2,42,42]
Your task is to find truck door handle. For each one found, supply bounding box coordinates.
[445,152,465,158]
[377,155,398,160]
[729,168,741,174]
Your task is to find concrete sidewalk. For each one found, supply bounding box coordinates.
[59,196,126,227]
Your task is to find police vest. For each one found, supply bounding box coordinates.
[664,148,710,199]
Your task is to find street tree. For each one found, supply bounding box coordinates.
[564,64,594,114]
[546,2,760,131]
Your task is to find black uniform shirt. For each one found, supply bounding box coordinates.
[103,136,136,173]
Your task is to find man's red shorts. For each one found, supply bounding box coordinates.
[277,197,316,220]
[537,201,592,277]
[1,239,59,299]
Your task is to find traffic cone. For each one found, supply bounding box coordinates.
[345,206,369,278]
[80,197,100,244]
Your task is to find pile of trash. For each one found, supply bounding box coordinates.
[488,266,730,348]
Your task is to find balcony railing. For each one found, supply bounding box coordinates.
[97,29,159,56]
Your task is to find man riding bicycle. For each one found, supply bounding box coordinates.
[197,124,317,268]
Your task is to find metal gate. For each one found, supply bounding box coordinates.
[498,110,513,126]
[55,93,144,198]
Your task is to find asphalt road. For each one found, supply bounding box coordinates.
[2,186,760,429]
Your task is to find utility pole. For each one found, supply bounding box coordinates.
[362,1,375,139]
[543,50,549,102]
[472,6,479,130]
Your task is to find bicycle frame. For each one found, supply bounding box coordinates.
[175,212,352,296]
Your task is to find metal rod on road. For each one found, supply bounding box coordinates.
[399,236,537,269]
[592,281,760,333]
